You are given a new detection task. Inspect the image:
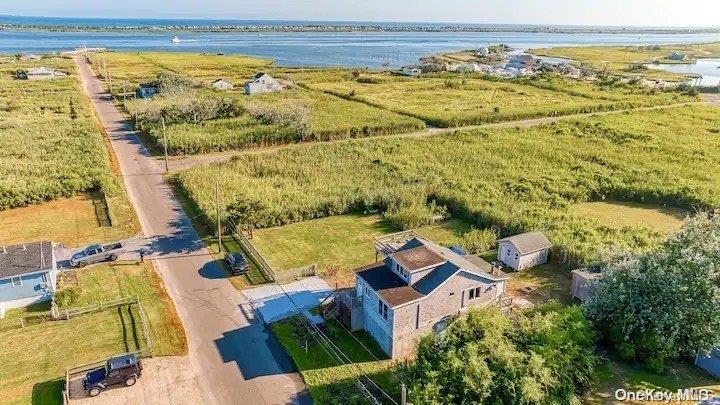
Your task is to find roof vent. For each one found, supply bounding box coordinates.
[1,246,5,254]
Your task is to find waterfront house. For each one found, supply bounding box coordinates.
[20,53,42,61]
[497,231,551,270]
[345,235,510,358]
[211,78,234,90]
[0,241,58,318]
[505,54,537,69]
[244,72,283,95]
[399,67,422,76]
[476,47,490,57]
[136,83,158,98]
[20,67,67,80]
[668,52,688,61]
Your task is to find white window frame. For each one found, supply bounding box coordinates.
[11,276,22,287]
[41,273,48,283]
[468,286,482,300]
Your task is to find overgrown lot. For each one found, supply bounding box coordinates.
[0,57,129,213]
[128,86,424,155]
[177,105,720,262]
[307,72,692,127]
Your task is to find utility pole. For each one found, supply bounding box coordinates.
[161,115,169,173]
[216,178,222,255]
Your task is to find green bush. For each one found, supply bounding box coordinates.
[383,201,447,230]
[402,304,596,404]
[460,229,497,254]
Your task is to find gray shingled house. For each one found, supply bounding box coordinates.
[347,236,509,359]
[244,72,283,95]
[497,231,551,270]
[0,241,58,318]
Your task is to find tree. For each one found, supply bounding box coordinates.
[402,304,596,404]
[584,212,720,372]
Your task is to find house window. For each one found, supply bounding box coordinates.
[514,253,519,260]
[468,287,482,300]
[11,277,22,287]
[378,299,389,321]
[41,273,48,283]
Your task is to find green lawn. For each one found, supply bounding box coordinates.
[506,261,573,305]
[570,200,686,235]
[588,353,720,404]
[0,262,187,405]
[271,316,398,404]
[251,214,473,283]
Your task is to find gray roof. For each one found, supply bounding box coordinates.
[356,262,424,307]
[497,231,551,255]
[0,241,53,280]
[413,261,459,295]
[390,245,445,271]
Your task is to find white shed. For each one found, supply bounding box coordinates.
[497,232,551,270]
[212,78,234,90]
[399,67,421,76]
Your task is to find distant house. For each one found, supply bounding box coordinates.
[399,67,421,76]
[571,268,602,301]
[344,235,509,358]
[476,47,490,57]
[505,54,537,69]
[244,72,283,95]
[497,232,551,270]
[136,83,158,99]
[0,241,58,318]
[19,67,67,80]
[211,78,234,90]
[696,348,720,378]
[668,52,688,61]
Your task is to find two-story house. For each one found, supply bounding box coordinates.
[350,236,509,359]
[0,241,58,318]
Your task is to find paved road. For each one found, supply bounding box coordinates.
[167,99,712,172]
[74,56,309,405]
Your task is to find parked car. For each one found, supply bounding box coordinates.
[82,354,143,397]
[226,252,250,275]
[70,242,125,268]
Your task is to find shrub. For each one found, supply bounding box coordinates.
[584,212,720,372]
[402,304,596,404]
[461,228,497,254]
[246,101,312,138]
[383,200,447,230]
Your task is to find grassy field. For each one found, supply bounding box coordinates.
[0,57,130,212]
[90,51,272,91]
[530,42,720,80]
[271,316,397,404]
[0,262,186,405]
[570,200,686,235]
[251,214,472,283]
[0,193,138,247]
[177,105,720,263]
[307,72,692,127]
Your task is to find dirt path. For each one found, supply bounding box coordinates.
[167,100,711,172]
[74,56,309,405]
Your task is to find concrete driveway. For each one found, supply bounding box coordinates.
[243,276,332,324]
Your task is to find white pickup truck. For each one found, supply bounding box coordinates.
[69,242,125,268]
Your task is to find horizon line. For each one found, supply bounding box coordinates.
[2,14,720,29]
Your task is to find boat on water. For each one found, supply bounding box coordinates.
[171,36,181,44]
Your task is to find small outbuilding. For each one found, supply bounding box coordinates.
[399,67,421,76]
[0,241,58,318]
[571,268,602,302]
[244,72,283,95]
[136,83,158,99]
[20,67,67,80]
[696,348,720,378]
[211,78,234,90]
[668,52,688,61]
[497,231,551,271]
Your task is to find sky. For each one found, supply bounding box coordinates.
[2,0,720,27]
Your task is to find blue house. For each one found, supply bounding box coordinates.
[0,241,58,318]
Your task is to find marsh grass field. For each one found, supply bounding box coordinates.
[177,105,720,263]
[307,72,693,127]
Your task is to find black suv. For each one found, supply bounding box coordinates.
[82,354,143,397]
[226,252,250,275]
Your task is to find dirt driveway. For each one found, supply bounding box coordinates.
[68,357,203,405]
